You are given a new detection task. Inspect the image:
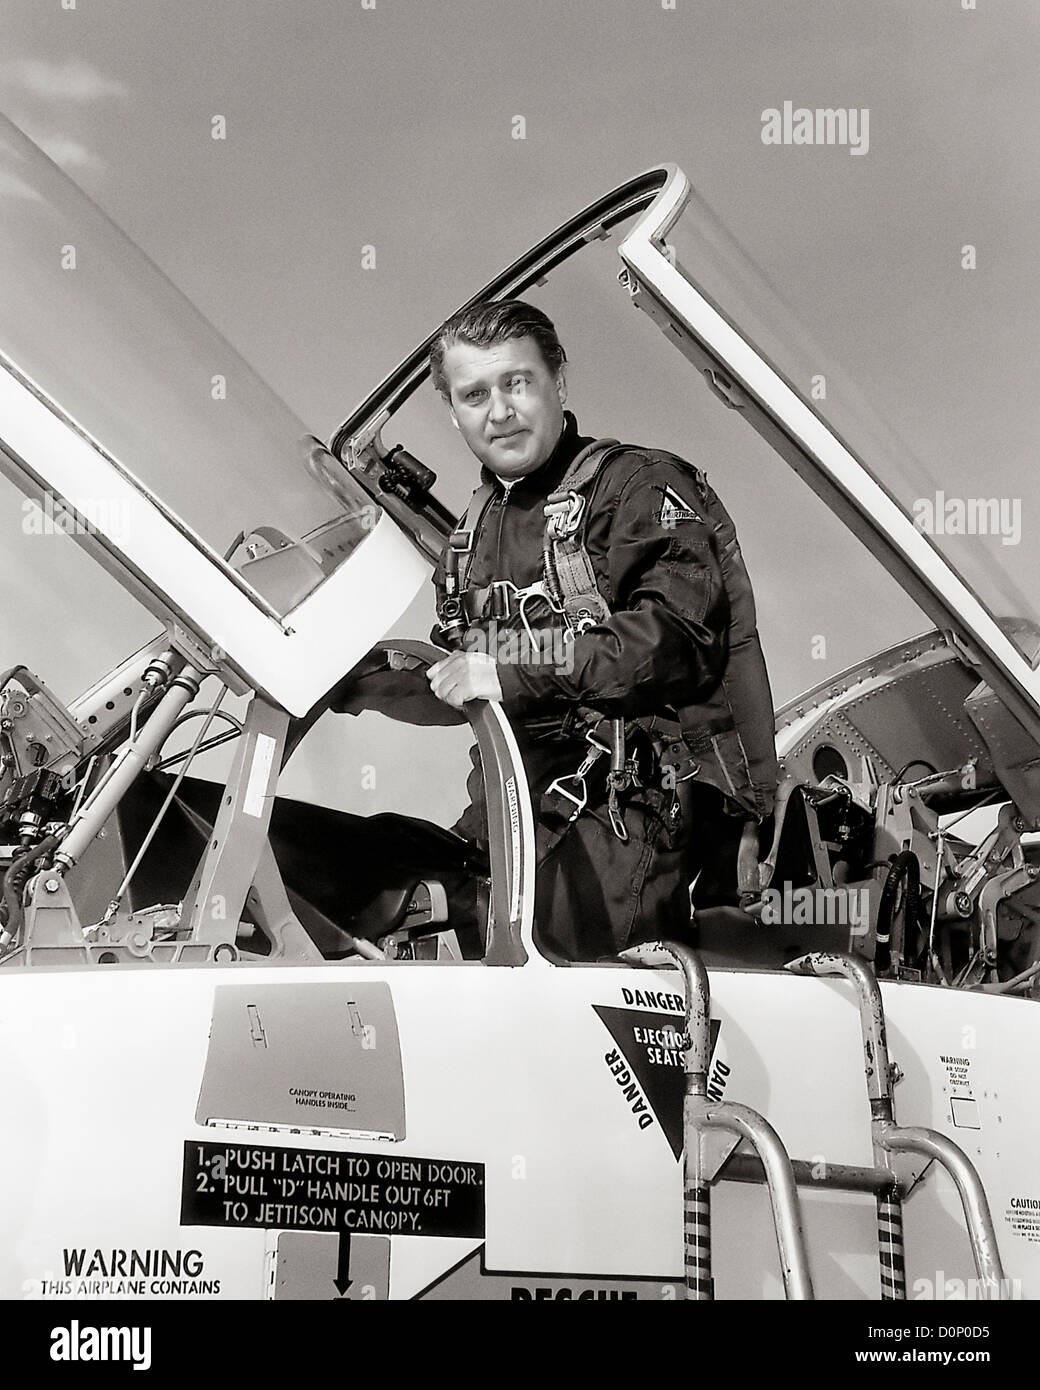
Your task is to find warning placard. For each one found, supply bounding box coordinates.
[939,1053,974,1096]
[1005,1196,1040,1245]
[594,1005,721,1161]
[939,1051,980,1129]
[182,1141,484,1237]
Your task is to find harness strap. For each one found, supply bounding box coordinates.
[546,534,611,633]
[542,439,636,837]
[440,438,626,640]
[437,482,499,644]
[554,437,624,499]
[450,481,498,596]
[542,438,622,635]
[736,818,763,906]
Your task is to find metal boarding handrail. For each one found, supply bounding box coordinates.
[786,952,1008,1300]
[624,940,815,1301]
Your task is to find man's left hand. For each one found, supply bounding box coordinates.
[426,652,503,708]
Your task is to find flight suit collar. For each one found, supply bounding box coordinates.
[479,411,591,498]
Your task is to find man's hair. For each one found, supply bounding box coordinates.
[428,299,567,399]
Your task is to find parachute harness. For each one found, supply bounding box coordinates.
[437,439,652,841]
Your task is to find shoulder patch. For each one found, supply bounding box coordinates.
[657,483,704,528]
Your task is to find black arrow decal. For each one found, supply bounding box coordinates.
[334,1231,352,1296]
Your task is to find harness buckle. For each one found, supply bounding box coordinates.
[544,490,585,539]
[545,728,611,825]
[488,580,516,620]
[575,729,611,780]
[449,528,473,553]
[544,773,589,823]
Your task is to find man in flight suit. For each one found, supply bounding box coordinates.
[425,300,777,962]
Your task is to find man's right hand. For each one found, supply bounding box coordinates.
[427,652,504,708]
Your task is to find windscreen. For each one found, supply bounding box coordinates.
[0,116,376,620]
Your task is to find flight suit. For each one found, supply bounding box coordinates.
[435,411,777,962]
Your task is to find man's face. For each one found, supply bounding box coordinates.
[441,335,566,480]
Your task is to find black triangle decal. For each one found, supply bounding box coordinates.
[594,1006,720,1161]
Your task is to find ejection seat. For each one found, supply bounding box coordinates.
[689,771,842,970]
[106,769,488,961]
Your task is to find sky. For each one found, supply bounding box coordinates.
[0,0,1037,821]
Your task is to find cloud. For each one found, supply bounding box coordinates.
[0,115,107,179]
[0,170,43,202]
[33,134,103,174]
[0,56,124,179]
[0,58,126,103]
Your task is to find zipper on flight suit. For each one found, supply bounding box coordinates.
[493,476,516,555]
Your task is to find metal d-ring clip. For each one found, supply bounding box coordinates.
[515,580,563,648]
[545,772,589,823]
[608,795,629,843]
[673,762,702,783]
[578,728,611,776]
[546,731,610,824]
